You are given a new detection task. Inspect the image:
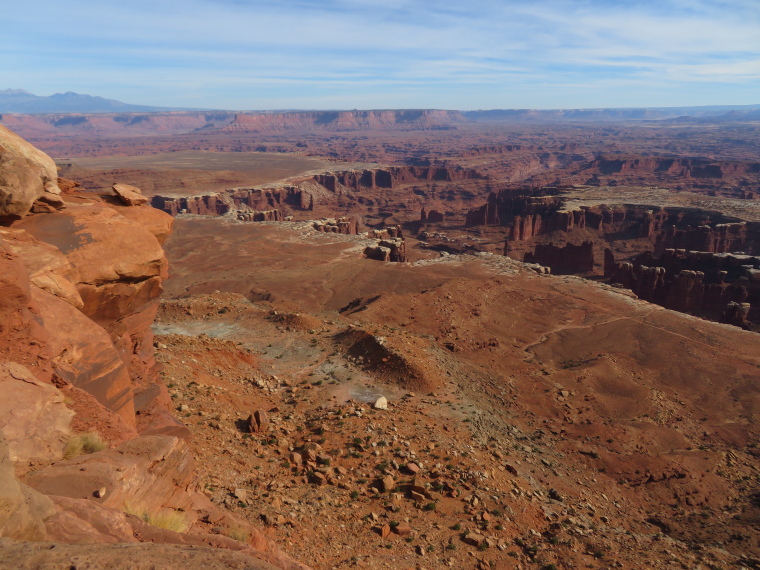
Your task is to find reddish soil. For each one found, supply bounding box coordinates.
[153,217,760,570]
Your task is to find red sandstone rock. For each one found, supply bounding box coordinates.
[106,203,174,245]
[605,248,758,326]
[0,362,73,467]
[312,217,359,234]
[112,183,148,207]
[248,410,270,433]
[0,432,55,541]
[31,286,136,425]
[14,203,169,392]
[523,241,595,274]
[363,237,406,263]
[238,210,284,222]
[0,228,83,309]
[0,125,63,221]
[420,207,444,223]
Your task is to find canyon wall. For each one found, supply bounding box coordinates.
[523,241,595,274]
[152,165,481,218]
[1,110,468,138]
[605,248,760,329]
[590,155,760,181]
[471,186,760,255]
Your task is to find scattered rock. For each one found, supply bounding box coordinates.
[463,532,486,547]
[247,410,269,433]
[393,522,412,536]
[373,396,388,410]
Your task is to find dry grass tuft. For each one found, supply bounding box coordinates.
[227,525,251,543]
[64,432,108,459]
[147,509,190,533]
[123,503,190,533]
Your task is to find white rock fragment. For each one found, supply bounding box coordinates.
[373,396,388,410]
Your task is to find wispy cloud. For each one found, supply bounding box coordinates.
[1,0,758,108]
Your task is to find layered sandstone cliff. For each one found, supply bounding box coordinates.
[1,109,468,138]
[605,248,760,329]
[152,165,483,220]
[0,127,308,569]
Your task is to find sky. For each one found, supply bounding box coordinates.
[1,0,759,110]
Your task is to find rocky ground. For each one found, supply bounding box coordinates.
[152,218,760,570]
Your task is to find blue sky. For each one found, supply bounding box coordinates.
[1,0,758,110]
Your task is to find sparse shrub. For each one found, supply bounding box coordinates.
[64,432,108,459]
[423,502,437,511]
[147,509,190,533]
[124,502,189,533]
[451,523,461,531]
[123,501,149,522]
[227,525,250,543]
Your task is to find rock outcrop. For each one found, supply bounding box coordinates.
[523,241,595,274]
[112,183,148,207]
[151,194,232,217]
[0,125,64,222]
[654,221,750,254]
[0,363,73,467]
[313,217,359,235]
[0,433,55,541]
[363,238,406,262]
[0,127,308,568]
[238,210,284,222]
[605,248,760,328]
[467,187,760,256]
[152,166,483,220]
[420,207,444,223]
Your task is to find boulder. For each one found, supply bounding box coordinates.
[112,183,148,207]
[0,432,55,541]
[0,362,73,467]
[247,410,270,433]
[0,125,63,222]
[24,435,198,515]
[44,496,137,544]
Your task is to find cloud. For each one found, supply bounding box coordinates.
[1,0,758,108]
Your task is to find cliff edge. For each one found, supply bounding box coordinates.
[0,126,309,569]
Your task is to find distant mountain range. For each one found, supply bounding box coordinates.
[1,89,759,125]
[0,89,194,114]
[462,105,760,122]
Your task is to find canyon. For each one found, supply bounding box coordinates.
[1,109,759,569]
